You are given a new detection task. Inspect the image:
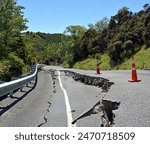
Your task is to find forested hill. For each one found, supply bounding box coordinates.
[61,5,150,68]
[36,32,64,44]
[0,0,150,81]
[0,0,65,81]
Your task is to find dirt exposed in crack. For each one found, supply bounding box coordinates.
[72,100,120,127]
[38,101,51,127]
[62,70,114,92]
[44,69,120,127]
[48,70,57,94]
[61,70,120,127]
[38,69,58,127]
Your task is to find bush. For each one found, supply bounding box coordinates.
[0,53,25,81]
[8,53,25,76]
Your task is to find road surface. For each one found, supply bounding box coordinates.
[0,65,150,127]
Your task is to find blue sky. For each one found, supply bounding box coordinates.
[17,0,149,33]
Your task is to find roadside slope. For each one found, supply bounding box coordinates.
[73,48,150,70]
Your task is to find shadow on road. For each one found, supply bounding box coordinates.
[0,76,38,117]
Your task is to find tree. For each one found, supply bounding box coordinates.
[0,0,28,59]
[143,3,150,12]
[95,17,109,32]
[143,11,150,47]
[63,25,86,42]
[0,0,28,80]
[61,25,86,66]
[109,41,123,64]
[123,40,134,58]
[78,28,97,59]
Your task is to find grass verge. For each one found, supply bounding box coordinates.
[73,48,150,70]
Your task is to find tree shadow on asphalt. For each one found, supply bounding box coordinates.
[0,76,38,117]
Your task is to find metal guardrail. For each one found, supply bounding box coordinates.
[0,64,43,98]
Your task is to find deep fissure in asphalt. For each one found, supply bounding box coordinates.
[38,70,55,127]
[71,100,120,127]
[49,70,57,93]
[63,70,120,127]
[38,101,52,127]
[39,69,120,127]
[62,70,114,92]
[38,70,58,127]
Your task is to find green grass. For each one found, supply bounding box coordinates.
[73,48,150,70]
[115,48,150,69]
[74,58,97,70]
[73,53,111,70]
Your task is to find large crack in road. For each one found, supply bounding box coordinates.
[49,70,57,94]
[38,69,120,127]
[38,69,58,127]
[62,70,114,92]
[38,101,51,127]
[72,100,120,127]
[37,70,56,127]
[62,70,120,127]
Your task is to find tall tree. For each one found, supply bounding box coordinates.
[0,0,28,80]
[62,25,86,66]
[0,0,27,59]
[63,25,86,42]
[95,17,109,32]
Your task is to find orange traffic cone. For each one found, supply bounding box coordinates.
[96,63,100,74]
[128,56,141,82]
[96,66,100,74]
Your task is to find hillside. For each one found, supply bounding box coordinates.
[73,48,150,70]
[0,1,150,81]
[60,4,150,69]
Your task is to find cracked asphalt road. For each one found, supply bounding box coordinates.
[0,69,53,127]
[0,66,150,127]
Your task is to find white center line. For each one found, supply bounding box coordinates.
[58,70,76,127]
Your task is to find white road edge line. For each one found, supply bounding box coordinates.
[58,70,76,127]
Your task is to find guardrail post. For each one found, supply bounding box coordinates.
[0,64,43,98]
[26,83,30,87]
[9,91,13,98]
[19,86,23,92]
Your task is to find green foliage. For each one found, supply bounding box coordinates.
[0,53,25,81]
[88,17,109,32]
[8,53,25,75]
[95,53,101,61]
[123,40,134,58]
[74,58,97,70]
[1,1,150,79]
[60,25,87,67]
[71,4,150,68]
[64,25,86,42]
[0,0,27,80]
[0,0,27,59]
[143,11,150,47]
[114,48,150,69]
[36,32,65,44]
[73,48,150,70]
[73,53,111,70]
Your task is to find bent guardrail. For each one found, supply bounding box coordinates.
[0,64,43,98]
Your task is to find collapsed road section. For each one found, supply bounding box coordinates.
[61,70,120,127]
[62,70,114,92]
[72,100,120,127]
